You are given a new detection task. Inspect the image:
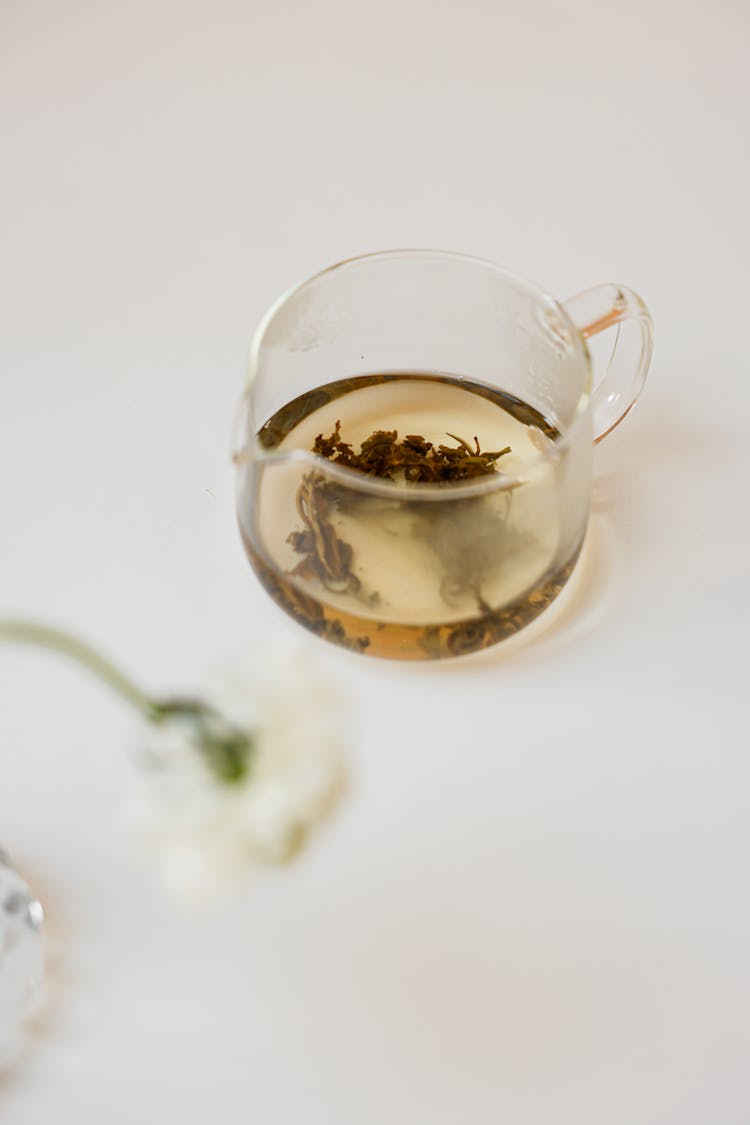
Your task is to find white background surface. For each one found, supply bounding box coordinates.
[1,1,748,1121]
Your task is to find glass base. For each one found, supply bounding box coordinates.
[245,537,583,661]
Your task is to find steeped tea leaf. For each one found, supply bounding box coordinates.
[311,423,511,483]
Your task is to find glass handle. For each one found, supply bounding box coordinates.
[563,283,653,443]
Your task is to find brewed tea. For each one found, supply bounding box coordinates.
[241,374,584,658]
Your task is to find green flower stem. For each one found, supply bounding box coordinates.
[0,618,255,783]
[0,619,158,721]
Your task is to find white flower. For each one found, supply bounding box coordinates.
[127,639,350,903]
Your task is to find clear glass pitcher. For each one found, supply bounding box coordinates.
[234,250,652,659]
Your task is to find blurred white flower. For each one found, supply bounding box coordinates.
[1,620,351,909]
[128,639,350,902]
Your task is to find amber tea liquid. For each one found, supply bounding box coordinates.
[240,374,586,659]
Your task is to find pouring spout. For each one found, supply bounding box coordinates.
[231,388,256,465]
[232,446,256,466]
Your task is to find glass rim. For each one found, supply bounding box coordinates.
[242,248,593,497]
